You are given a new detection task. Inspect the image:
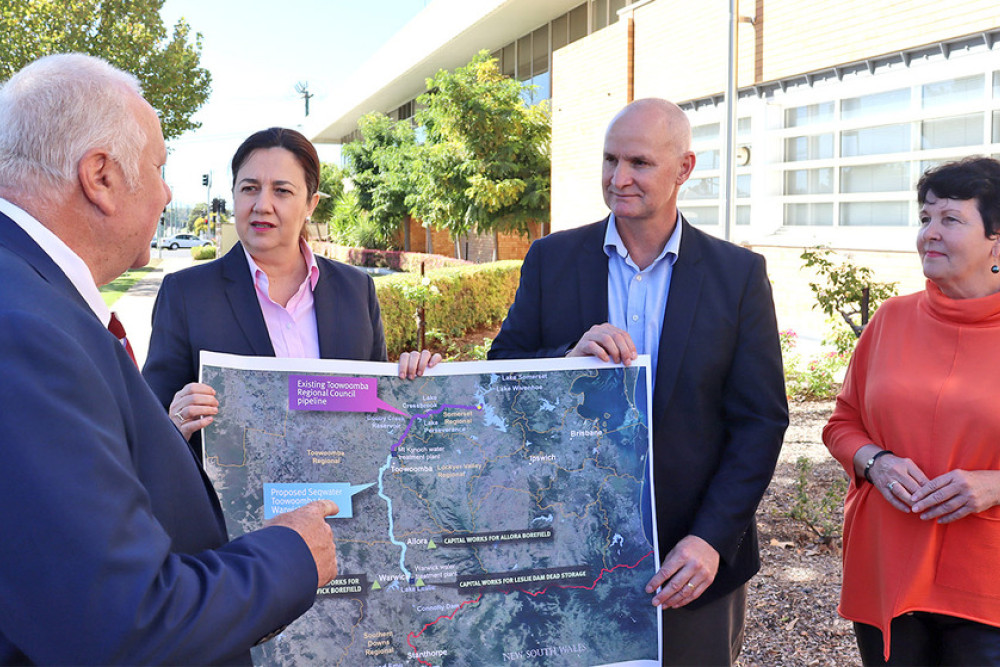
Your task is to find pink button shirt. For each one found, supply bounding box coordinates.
[244,240,321,358]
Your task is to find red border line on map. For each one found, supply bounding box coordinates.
[405,550,655,666]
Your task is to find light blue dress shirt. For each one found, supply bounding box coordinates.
[604,213,681,378]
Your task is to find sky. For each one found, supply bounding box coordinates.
[158,0,429,208]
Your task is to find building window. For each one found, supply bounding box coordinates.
[779,64,1000,229]
[841,123,910,157]
[682,207,719,226]
[785,102,834,127]
[785,168,833,195]
[840,202,909,226]
[922,74,983,109]
[921,114,983,150]
[552,15,569,51]
[593,0,608,31]
[785,134,835,161]
[569,4,587,42]
[395,100,414,121]
[840,163,909,193]
[842,88,910,120]
[785,203,833,226]
[679,113,753,228]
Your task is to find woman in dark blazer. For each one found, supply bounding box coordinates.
[143,128,388,456]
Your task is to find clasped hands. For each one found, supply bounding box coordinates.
[865,448,1000,524]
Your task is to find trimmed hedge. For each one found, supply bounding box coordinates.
[375,260,521,357]
[310,241,471,272]
[191,245,217,260]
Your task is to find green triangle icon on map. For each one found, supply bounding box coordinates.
[427,540,437,549]
[370,581,382,591]
[416,579,426,587]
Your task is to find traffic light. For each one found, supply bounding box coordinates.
[201,174,209,186]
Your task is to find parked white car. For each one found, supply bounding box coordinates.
[155,233,212,250]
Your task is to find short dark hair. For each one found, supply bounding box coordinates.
[917,156,1000,238]
[230,127,320,198]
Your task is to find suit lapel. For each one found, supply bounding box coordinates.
[0,211,96,316]
[220,243,275,356]
[653,218,704,416]
[313,260,342,359]
[577,218,611,327]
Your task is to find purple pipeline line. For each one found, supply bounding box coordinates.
[390,403,481,453]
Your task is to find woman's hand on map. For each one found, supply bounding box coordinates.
[169,382,219,441]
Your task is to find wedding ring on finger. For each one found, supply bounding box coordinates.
[887,480,897,492]
[174,411,185,423]
[686,582,695,589]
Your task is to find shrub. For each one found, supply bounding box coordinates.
[190,245,216,260]
[800,246,897,354]
[788,456,848,545]
[780,329,848,401]
[375,260,520,357]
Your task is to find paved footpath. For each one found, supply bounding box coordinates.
[112,254,194,368]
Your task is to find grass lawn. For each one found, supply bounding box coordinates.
[100,261,160,307]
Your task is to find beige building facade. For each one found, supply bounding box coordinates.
[313,0,1000,338]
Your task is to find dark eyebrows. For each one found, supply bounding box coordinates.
[236,177,298,189]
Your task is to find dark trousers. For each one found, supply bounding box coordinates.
[660,584,747,666]
[855,612,1000,666]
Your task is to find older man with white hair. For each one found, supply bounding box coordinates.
[0,53,339,665]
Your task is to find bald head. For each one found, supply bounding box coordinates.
[607,98,692,157]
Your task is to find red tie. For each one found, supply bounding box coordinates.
[108,312,138,367]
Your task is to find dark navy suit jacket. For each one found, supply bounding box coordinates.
[143,242,387,457]
[489,217,788,607]
[0,212,317,664]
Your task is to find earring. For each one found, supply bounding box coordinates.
[992,265,999,274]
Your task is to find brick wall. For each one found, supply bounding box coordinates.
[399,217,540,262]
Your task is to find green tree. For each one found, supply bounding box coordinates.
[187,203,208,231]
[312,162,346,228]
[342,112,418,249]
[327,189,393,250]
[0,0,211,139]
[411,50,551,258]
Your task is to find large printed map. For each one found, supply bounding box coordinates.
[201,352,659,666]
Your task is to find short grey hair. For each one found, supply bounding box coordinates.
[0,53,147,200]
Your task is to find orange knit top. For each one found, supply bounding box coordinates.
[823,281,1000,659]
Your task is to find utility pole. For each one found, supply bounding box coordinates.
[295,81,313,117]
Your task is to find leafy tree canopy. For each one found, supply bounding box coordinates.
[342,112,417,243]
[312,162,347,227]
[0,0,211,139]
[412,50,550,239]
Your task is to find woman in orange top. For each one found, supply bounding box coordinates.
[824,156,1000,665]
